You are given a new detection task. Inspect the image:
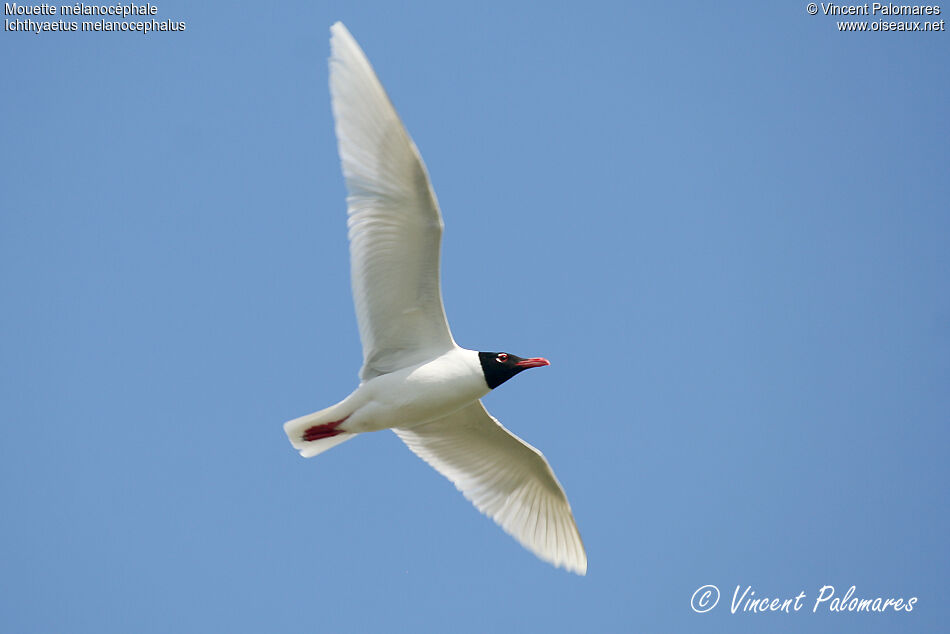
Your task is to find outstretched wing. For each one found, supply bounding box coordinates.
[393,401,587,574]
[329,22,456,381]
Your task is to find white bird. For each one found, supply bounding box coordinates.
[284,22,586,575]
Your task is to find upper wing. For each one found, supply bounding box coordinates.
[393,401,587,574]
[329,23,456,381]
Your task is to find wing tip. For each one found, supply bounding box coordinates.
[565,556,588,576]
[330,20,347,36]
[329,21,359,55]
[544,539,588,576]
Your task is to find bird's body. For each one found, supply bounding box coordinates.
[286,348,488,438]
[348,349,491,432]
[283,22,587,575]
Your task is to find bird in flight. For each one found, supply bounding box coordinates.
[284,22,586,575]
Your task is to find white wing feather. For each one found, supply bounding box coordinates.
[394,401,587,575]
[329,23,456,381]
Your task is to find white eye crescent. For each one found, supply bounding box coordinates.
[496,353,508,363]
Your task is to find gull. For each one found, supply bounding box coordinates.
[284,22,586,575]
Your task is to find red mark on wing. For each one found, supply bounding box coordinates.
[303,417,348,442]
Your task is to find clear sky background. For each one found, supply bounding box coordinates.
[2,2,947,632]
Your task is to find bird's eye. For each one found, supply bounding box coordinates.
[496,353,508,363]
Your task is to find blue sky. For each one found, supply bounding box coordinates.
[2,2,947,632]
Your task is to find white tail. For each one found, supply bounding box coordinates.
[283,402,358,458]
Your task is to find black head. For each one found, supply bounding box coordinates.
[478,352,551,390]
